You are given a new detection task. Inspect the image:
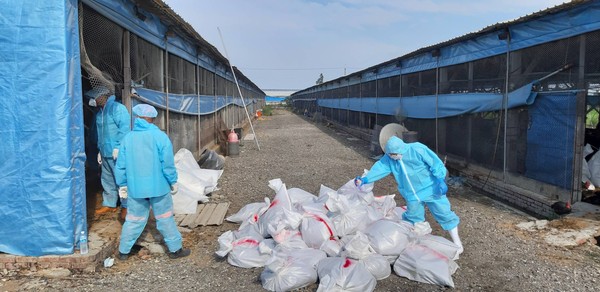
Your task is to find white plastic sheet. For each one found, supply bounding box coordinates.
[173,148,224,214]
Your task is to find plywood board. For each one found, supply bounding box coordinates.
[206,202,230,226]
[174,214,186,225]
[195,203,217,227]
[180,204,203,227]
[189,204,208,228]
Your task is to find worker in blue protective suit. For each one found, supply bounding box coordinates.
[114,104,190,260]
[355,136,463,255]
[88,88,131,220]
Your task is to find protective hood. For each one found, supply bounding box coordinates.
[385,136,409,155]
[133,117,156,131]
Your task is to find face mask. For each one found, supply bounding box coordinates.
[389,153,403,160]
[88,98,97,107]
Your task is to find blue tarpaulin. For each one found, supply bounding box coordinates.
[134,88,255,115]
[525,92,577,189]
[317,82,537,119]
[0,0,85,256]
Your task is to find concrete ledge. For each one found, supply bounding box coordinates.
[453,165,559,219]
[0,219,121,273]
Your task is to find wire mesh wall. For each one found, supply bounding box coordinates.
[80,4,264,158]
[292,28,599,193]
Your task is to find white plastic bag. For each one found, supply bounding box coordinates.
[301,213,338,249]
[316,257,377,292]
[365,220,413,255]
[393,245,458,288]
[361,254,391,280]
[215,231,270,268]
[416,234,461,260]
[272,229,308,249]
[370,195,397,219]
[336,177,375,205]
[259,185,302,238]
[261,248,326,292]
[287,188,317,205]
[588,149,600,187]
[328,193,369,236]
[386,206,407,222]
[341,231,376,260]
[226,201,268,223]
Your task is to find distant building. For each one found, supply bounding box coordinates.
[264,89,297,105]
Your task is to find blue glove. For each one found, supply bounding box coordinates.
[355,176,369,187]
[354,176,363,187]
[437,178,448,195]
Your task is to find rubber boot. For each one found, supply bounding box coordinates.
[119,207,127,223]
[449,227,464,260]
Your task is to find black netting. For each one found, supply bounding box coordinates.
[130,35,163,91]
[472,54,506,93]
[167,54,183,94]
[510,37,579,91]
[377,76,401,97]
[439,63,469,94]
[80,3,124,95]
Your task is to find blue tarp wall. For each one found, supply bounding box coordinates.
[0,0,86,256]
[525,92,577,189]
[317,83,538,119]
[134,88,256,115]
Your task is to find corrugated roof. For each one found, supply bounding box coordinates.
[133,0,264,94]
[299,0,588,94]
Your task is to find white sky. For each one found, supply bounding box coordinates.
[162,0,568,90]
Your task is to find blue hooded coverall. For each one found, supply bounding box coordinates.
[361,136,459,230]
[114,118,182,254]
[96,95,130,208]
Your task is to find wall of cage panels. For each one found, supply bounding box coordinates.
[292,30,599,194]
[80,4,264,158]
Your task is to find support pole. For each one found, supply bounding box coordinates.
[217,28,260,150]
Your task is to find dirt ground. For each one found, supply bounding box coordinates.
[2,109,600,291]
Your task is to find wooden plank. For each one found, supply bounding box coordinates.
[195,203,217,227]
[180,204,203,227]
[188,204,207,228]
[206,202,230,226]
[174,214,186,225]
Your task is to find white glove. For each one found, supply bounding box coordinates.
[118,186,128,199]
[112,148,119,160]
[97,153,102,165]
[170,183,178,195]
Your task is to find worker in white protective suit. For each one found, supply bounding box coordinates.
[355,136,463,256]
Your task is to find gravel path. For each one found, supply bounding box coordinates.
[3,109,600,291]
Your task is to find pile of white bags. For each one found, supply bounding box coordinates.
[217,178,462,291]
[172,149,223,214]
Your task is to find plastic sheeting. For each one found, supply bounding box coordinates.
[134,87,255,115]
[0,0,86,256]
[525,92,577,189]
[318,82,537,119]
